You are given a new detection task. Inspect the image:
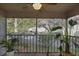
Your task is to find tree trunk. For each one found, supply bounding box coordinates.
[14,18,18,32]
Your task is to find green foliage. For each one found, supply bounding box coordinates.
[69,19,77,27]
[7,18,36,33]
[50,26,62,39]
[55,33,61,39]
[7,19,15,33]
[51,26,62,31]
[1,38,17,52]
[58,46,63,52]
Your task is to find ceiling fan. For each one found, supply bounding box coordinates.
[22,3,57,10]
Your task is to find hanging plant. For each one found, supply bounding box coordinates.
[69,19,77,27]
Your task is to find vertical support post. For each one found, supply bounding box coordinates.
[0,17,6,41]
[36,18,38,52]
[65,18,70,53]
[5,17,7,56]
[5,18,7,41]
[35,11,39,52]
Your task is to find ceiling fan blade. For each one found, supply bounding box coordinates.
[46,3,57,5]
[22,3,33,9]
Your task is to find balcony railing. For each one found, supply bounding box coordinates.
[7,34,79,56]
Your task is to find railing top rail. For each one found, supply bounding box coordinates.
[7,33,79,38]
[7,34,63,36]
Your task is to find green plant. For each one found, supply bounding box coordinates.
[54,33,61,39]
[69,19,77,35]
[1,38,17,52]
[69,19,77,27]
[51,26,63,55]
[51,26,62,31]
[51,19,77,55]
[40,25,63,56]
[39,19,77,55]
[65,19,78,53]
[53,19,78,55]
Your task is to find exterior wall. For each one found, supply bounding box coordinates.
[0,17,6,41]
[0,10,5,41]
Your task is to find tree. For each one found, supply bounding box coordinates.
[14,18,18,32]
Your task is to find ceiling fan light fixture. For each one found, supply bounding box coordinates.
[33,3,42,10]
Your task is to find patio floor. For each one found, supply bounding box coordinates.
[14,52,60,56]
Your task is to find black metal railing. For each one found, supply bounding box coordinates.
[7,34,79,56]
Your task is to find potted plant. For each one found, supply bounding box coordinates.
[40,25,63,56]
[1,38,17,56]
[61,19,77,56]
[39,19,77,56]
[50,19,77,56]
[50,26,64,55]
